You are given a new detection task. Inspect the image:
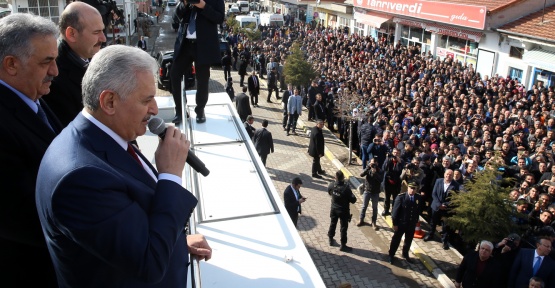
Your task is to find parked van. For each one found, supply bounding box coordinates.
[259,13,284,27]
[236,0,249,13]
[235,15,258,30]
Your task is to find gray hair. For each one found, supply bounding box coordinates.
[82,45,157,111]
[479,240,493,250]
[0,13,59,65]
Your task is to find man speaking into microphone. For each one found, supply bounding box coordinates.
[36,45,211,288]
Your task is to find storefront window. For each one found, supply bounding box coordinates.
[399,25,430,54]
[436,34,479,66]
[409,27,423,42]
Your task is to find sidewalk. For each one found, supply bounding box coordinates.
[188,66,462,287]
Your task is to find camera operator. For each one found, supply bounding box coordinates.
[381,148,404,216]
[170,0,224,124]
[493,233,522,288]
[327,171,357,252]
[358,159,383,229]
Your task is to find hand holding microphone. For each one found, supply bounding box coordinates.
[148,117,210,177]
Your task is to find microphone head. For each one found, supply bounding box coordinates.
[148,117,166,135]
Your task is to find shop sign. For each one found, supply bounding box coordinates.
[393,17,424,28]
[426,24,482,42]
[354,0,486,29]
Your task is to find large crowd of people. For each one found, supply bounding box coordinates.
[224,18,555,283]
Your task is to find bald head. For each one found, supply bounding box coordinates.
[59,2,105,59]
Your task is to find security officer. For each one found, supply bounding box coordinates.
[388,182,423,265]
[327,170,357,252]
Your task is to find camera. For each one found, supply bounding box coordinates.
[506,237,517,249]
[370,164,377,169]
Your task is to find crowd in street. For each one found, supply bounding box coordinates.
[223,17,555,286]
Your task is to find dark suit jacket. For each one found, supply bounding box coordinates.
[247,74,260,95]
[284,185,303,216]
[43,39,87,127]
[509,248,555,288]
[137,39,147,50]
[308,126,324,158]
[431,178,462,211]
[391,193,422,227]
[455,251,501,288]
[235,92,251,121]
[174,0,225,65]
[253,127,274,156]
[282,90,292,111]
[35,114,198,287]
[0,84,61,287]
[244,121,255,139]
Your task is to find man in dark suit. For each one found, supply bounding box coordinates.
[235,86,251,122]
[388,182,423,264]
[281,84,293,131]
[35,45,212,288]
[244,115,255,140]
[43,2,106,127]
[247,70,260,107]
[137,35,147,51]
[424,169,463,249]
[253,119,274,166]
[509,237,555,288]
[0,14,62,287]
[170,0,224,124]
[308,119,326,178]
[267,67,278,103]
[283,177,305,227]
[455,241,501,288]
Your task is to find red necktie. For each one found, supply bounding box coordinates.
[127,143,142,166]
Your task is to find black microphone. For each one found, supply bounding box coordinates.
[148,117,210,177]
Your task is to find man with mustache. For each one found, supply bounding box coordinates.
[36,45,211,287]
[44,1,106,127]
[0,13,62,287]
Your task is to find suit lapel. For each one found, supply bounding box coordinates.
[75,114,157,189]
[0,85,58,142]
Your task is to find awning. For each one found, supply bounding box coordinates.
[354,10,391,28]
[523,48,555,72]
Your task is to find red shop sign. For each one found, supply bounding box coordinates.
[354,0,486,30]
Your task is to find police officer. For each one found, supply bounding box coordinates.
[388,182,423,264]
[327,170,357,252]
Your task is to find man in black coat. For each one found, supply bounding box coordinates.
[283,177,305,227]
[221,50,231,80]
[235,86,251,122]
[308,120,326,178]
[281,84,293,130]
[388,182,423,264]
[253,119,274,166]
[382,148,404,216]
[327,171,357,252]
[43,2,106,127]
[244,115,255,140]
[247,70,260,107]
[307,80,319,121]
[267,67,279,102]
[0,13,62,287]
[170,0,224,124]
[238,54,248,87]
[454,241,501,288]
[313,93,326,121]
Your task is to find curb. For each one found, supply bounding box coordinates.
[296,117,457,288]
